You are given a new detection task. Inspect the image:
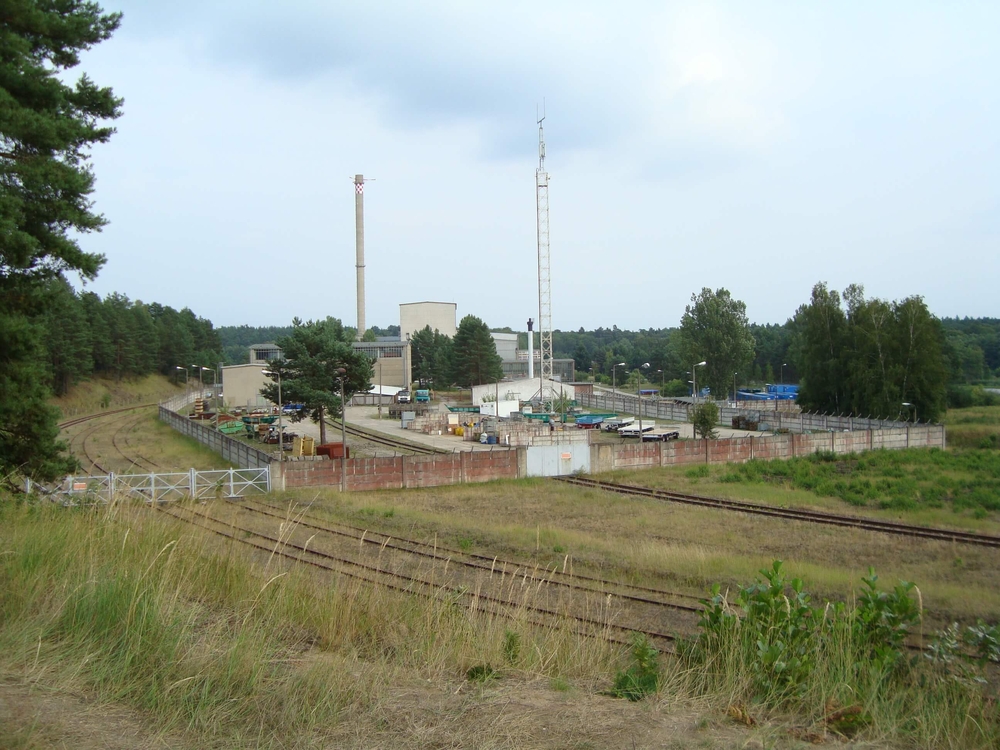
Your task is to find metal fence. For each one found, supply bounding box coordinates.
[158,405,272,469]
[26,467,270,504]
[577,392,922,433]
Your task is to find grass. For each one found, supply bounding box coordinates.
[711,448,1000,514]
[52,374,185,418]
[276,474,1000,630]
[0,497,627,748]
[944,404,1000,449]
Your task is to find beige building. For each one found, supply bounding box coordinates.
[221,364,270,409]
[400,301,457,339]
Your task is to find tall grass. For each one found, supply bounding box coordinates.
[0,497,621,745]
[680,562,1000,748]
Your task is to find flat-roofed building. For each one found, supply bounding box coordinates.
[400,301,457,339]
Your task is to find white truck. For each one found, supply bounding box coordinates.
[601,416,634,432]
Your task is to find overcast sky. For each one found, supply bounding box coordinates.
[73,1,998,332]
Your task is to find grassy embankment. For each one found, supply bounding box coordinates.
[52,374,185,418]
[944,404,1000,449]
[2,495,997,748]
[0,499,626,748]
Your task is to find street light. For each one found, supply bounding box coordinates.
[612,361,626,409]
[692,361,707,404]
[337,367,347,492]
[174,365,188,391]
[261,369,284,463]
[637,362,649,437]
[902,402,916,423]
[781,363,787,385]
[733,371,738,406]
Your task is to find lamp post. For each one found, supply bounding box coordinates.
[261,369,283,462]
[902,402,916,423]
[733,371,738,406]
[612,361,626,410]
[337,367,347,492]
[692,361,707,404]
[637,362,649,437]
[174,365,188,394]
[781,363,786,385]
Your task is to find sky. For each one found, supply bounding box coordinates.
[72,1,999,332]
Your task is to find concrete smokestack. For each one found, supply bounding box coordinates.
[354,174,366,340]
[527,318,534,379]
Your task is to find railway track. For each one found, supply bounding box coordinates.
[555,476,1000,550]
[59,404,159,475]
[324,418,450,456]
[160,501,685,652]
[241,497,703,612]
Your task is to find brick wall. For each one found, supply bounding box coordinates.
[278,448,520,490]
[594,425,946,473]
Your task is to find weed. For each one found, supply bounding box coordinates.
[466,664,497,682]
[610,635,661,701]
[502,629,521,665]
[686,465,710,480]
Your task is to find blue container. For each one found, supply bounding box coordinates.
[487,435,497,444]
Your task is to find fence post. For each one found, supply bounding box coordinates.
[150,472,156,503]
[229,468,235,498]
[189,468,196,499]
[108,472,116,503]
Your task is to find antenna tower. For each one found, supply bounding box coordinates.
[535,110,553,397]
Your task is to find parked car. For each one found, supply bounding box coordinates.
[396,390,411,404]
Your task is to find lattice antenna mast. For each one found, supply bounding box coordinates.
[535,109,553,393]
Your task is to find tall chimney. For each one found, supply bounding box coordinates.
[527,318,534,379]
[354,174,366,340]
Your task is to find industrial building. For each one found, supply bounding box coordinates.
[400,301,457,339]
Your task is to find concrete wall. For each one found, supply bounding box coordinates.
[577,392,930,434]
[278,448,519,490]
[590,425,946,473]
[159,406,272,469]
[400,301,457,339]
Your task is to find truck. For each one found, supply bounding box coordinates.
[602,416,634,432]
[396,390,411,404]
[415,389,431,403]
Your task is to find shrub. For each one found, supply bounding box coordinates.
[611,635,661,701]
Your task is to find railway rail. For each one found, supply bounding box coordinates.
[160,501,684,652]
[555,476,1000,550]
[241,498,704,612]
[324,418,450,456]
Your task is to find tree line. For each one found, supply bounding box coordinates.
[38,277,222,395]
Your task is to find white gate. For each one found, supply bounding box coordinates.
[27,467,270,504]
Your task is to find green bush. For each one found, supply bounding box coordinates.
[611,635,661,701]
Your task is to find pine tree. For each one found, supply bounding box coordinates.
[0,1,121,482]
[450,316,503,387]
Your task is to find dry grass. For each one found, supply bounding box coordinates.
[60,408,232,474]
[52,374,185,419]
[277,478,1000,630]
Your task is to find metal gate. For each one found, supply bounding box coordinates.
[27,467,270,504]
[525,444,591,477]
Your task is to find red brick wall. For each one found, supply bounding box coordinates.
[279,449,519,491]
[603,424,945,472]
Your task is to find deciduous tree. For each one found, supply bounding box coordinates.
[679,288,755,401]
